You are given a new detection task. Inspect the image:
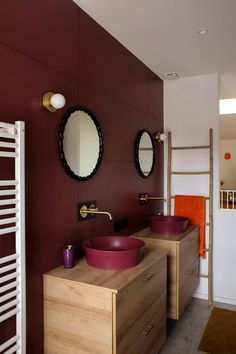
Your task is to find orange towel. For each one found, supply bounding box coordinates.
[174,195,206,257]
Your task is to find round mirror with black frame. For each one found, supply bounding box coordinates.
[135,129,155,178]
[59,106,103,181]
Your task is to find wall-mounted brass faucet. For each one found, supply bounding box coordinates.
[139,193,167,204]
[80,204,112,220]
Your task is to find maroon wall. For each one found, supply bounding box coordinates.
[0,1,163,352]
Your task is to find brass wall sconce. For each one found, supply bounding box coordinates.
[139,193,167,205]
[42,92,66,112]
[154,132,167,143]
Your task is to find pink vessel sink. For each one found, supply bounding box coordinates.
[149,215,189,234]
[82,236,145,270]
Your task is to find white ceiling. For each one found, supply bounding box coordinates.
[73,0,236,79]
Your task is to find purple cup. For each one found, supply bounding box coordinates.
[63,245,75,268]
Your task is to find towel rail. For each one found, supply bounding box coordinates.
[0,281,20,294]
[0,131,17,139]
[0,335,20,353]
[0,290,20,303]
[0,121,25,353]
[0,226,19,235]
[0,151,18,158]
[0,141,18,148]
[0,121,17,129]
[0,198,18,206]
[0,308,20,323]
[0,253,18,264]
[4,344,20,354]
[0,262,19,274]
[0,208,18,215]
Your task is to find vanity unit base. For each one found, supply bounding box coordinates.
[133,225,199,320]
[44,247,167,354]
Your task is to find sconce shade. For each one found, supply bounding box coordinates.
[154,132,167,142]
[42,92,66,112]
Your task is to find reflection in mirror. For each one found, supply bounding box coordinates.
[59,107,103,181]
[135,130,155,178]
[219,112,236,209]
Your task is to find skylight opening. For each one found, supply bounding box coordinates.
[219,98,236,115]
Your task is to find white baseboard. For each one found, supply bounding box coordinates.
[193,292,236,306]
[193,292,208,300]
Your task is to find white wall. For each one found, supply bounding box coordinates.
[164,73,236,305]
[220,140,236,189]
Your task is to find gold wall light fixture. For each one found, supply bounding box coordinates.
[42,92,66,112]
[154,132,167,143]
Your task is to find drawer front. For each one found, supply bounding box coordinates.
[178,258,199,318]
[177,229,199,319]
[44,277,113,354]
[179,228,199,271]
[116,290,166,354]
[115,256,166,336]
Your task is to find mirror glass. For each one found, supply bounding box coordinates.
[59,107,103,181]
[135,129,155,178]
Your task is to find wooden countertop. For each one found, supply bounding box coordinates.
[132,224,199,243]
[44,246,166,294]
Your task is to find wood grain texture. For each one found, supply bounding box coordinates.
[44,277,113,354]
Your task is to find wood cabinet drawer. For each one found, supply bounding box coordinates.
[115,256,166,336]
[179,258,199,317]
[179,230,199,270]
[116,288,166,354]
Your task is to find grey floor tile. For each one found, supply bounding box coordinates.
[159,297,236,354]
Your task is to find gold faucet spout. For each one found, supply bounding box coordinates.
[80,205,112,220]
[86,208,112,220]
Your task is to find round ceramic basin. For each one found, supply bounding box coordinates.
[149,215,189,234]
[82,236,145,270]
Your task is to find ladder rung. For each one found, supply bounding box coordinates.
[172,145,210,150]
[171,171,210,175]
[200,274,209,278]
[171,196,210,200]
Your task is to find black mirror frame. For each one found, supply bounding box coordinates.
[135,129,155,178]
[59,106,103,181]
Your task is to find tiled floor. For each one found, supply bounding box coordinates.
[159,297,236,354]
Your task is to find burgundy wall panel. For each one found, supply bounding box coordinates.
[0,2,163,353]
[0,44,77,156]
[78,8,147,112]
[146,70,164,118]
[0,0,78,78]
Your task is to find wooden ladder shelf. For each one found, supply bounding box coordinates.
[167,129,213,306]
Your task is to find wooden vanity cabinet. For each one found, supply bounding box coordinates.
[44,248,167,354]
[133,225,199,320]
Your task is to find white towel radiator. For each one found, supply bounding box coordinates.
[0,121,25,354]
